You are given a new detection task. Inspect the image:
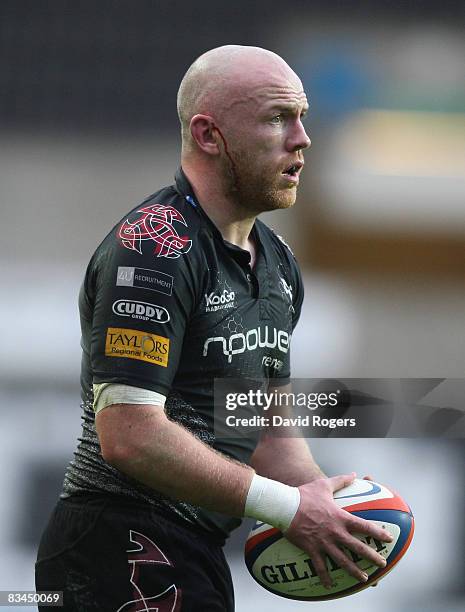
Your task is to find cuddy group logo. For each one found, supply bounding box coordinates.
[105,327,169,367]
[204,289,236,312]
[118,204,192,259]
[116,266,173,296]
[203,326,289,363]
[112,300,170,324]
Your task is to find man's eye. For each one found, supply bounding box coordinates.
[271,115,284,124]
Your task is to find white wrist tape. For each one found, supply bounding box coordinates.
[244,474,301,532]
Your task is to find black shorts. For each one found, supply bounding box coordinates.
[35,495,234,612]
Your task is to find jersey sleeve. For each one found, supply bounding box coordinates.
[87,232,198,396]
[290,256,304,332]
[271,245,304,383]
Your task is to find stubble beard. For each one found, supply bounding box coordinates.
[220,147,297,215]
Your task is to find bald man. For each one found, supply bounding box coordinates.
[35,46,391,611]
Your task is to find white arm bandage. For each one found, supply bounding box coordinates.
[93,383,166,414]
[244,473,301,532]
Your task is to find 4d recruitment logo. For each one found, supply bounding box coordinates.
[117,266,173,296]
[105,328,169,367]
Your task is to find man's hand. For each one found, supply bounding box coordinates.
[284,473,392,589]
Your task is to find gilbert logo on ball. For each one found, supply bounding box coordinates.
[244,478,414,601]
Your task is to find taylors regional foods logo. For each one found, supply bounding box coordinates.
[105,328,169,367]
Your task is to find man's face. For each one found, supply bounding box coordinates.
[217,68,310,214]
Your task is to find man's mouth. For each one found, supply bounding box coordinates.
[282,161,304,177]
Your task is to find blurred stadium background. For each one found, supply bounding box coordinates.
[0,1,464,610]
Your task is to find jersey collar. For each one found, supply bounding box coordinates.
[175,167,250,251]
[174,166,196,201]
[174,166,270,296]
[174,167,224,240]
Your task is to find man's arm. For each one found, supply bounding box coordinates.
[96,402,254,515]
[250,383,325,486]
[97,402,392,589]
[250,431,325,486]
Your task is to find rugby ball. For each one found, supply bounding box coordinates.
[244,478,414,601]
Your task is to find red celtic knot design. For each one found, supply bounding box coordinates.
[118,204,192,259]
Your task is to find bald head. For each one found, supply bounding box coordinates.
[177,45,301,150]
[177,45,310,215]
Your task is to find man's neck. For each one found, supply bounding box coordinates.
[182,162,256,252]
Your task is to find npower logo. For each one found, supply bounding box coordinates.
[204,289,235,312]
[203,326,290,363]
[112,300,170,324]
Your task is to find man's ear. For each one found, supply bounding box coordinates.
[190,114,221,155]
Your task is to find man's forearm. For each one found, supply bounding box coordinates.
[97,404,254,516]
[250,433,326,486]
[251,383,326,486]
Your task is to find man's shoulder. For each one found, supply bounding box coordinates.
[81,183,208,300]
[124,183,198,223]
[256,218,299,265]
[95,183,203,260]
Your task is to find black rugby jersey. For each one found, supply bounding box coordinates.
[62,168,304,538]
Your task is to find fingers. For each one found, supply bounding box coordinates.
[329,472,356,493]
[347,515,393,544]
[306,541,382,590]
[290,476,391,590]
[338,533,387,568]
[325,545,369,584]
[310,552,333,589]
[363,474,374,481]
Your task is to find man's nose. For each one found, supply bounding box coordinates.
[288,121,311,152]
